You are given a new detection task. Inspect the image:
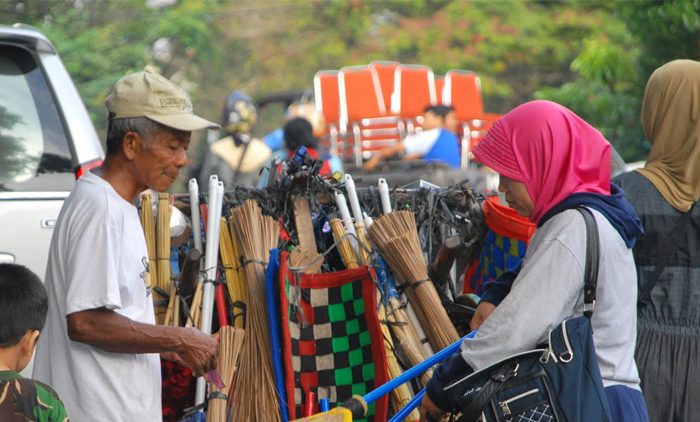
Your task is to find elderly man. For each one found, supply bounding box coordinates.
[33,71,219,421]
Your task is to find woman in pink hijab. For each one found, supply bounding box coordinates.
[420,100,647,421]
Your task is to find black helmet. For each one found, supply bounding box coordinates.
[221,91,257,136]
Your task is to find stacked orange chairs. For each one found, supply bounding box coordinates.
[338,65,404,166]
[312,63,500,169]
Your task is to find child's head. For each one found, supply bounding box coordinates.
[0,263,48,371]
[284,117,319,151]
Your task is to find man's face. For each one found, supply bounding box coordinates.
[422,111,444,130]
[134,128,191,192]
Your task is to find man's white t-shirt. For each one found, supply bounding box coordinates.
[403,127,441,156]
[33,171,161,422]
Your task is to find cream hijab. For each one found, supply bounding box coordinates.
[637,59,700,212]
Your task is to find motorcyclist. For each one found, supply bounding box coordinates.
[198,91,271,188]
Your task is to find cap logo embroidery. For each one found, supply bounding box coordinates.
[159,97,190,110]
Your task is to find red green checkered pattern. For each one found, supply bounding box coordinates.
[279,253,388,421]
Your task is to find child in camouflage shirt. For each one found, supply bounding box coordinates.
[0,263,68,421]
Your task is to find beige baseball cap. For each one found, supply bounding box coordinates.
[105,71,219,131]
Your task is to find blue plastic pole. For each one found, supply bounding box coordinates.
[388,387,426,422]
[362,330,477,406]
[265,248,290,422]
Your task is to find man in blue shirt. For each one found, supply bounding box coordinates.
[363,105,460,170]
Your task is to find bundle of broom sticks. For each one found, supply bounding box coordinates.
[229,200,281,421]
[156,193,172,325]
[330,219,359,269]
[220,217,247,329]
[208,326,245,422]
[368,210,459,351]
[140,192,176,326]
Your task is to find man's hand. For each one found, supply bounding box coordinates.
[470,301,496,331]
[174,327,219,377]
[160,351,187,367]
[419,394,447,422]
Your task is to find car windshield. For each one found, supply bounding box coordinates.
[0,44,73,192]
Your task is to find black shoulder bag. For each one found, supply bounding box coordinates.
[444,207,612,422]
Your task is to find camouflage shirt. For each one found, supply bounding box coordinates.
[0,371,68,422]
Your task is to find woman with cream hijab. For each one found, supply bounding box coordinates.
[614,59,700,422]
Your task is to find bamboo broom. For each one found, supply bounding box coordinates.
[156,193,172,325]
[368,211,459,351]
[378,302,420,420]
[220,217,246,329]
[140,193,158,310]
[354,223,371,266]
[208,326,245,422]
[331,219,359,270]
[230,200,281,422]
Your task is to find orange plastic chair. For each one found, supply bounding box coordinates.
[443,70,502,166]
[390,64,437,120]
[314,70,342,156]
[369,60,400,112]
[314,70,341,126]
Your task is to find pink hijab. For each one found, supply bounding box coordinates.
[473,100,611,223]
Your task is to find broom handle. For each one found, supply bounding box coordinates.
[389,387,426,422]
[334,192,359,256]
[378,178,392,214]
[361,330,476,406]
[188,179,203,253]
[195,176,222,406]
[363,212,373,229]
[344,174,364,228]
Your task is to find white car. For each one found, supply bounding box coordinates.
[0,24,104,281]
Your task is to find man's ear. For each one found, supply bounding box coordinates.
[20,330,40,358]
[123,131,142,160]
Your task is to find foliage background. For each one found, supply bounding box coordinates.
[2,0,699,164]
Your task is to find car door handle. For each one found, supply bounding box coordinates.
[0,253,15,264]
[41,218,57,228]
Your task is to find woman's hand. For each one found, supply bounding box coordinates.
[419,394,447,421]
[470,301,496,330]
